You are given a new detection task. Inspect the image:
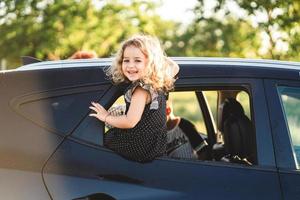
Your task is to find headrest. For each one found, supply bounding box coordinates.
[218,98,245,132]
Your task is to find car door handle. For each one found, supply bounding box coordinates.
[97,174,143,185]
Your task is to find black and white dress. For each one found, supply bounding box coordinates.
[104,81,167,163]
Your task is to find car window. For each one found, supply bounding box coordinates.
[17,90,104,135]
[278,86,300,167]
[104,87,256,165]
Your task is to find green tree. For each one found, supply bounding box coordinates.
[0,0,93,67]
[183,0,300,60]
[224,0,300,60]
[0,0,179,69]
[170,17,260,58]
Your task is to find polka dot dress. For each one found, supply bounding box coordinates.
[104,81,167,163]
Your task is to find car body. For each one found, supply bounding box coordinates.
[0,57,300,200]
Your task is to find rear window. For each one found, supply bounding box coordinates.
[16,90,105,135]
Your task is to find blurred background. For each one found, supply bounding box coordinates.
[1,0,300,70]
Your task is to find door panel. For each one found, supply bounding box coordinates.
[43,138,281,199]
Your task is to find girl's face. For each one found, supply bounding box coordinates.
[122,45,148,82]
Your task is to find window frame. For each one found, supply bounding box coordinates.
[265,79,300,170]
[172,85,253,160]
[277,85,300,168]
[173,77,276,167]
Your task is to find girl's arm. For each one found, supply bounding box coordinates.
[89,87,149,129]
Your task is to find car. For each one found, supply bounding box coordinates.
[0,57,300,200]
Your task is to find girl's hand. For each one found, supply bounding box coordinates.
[89,102,109,122]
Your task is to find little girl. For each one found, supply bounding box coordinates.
[89,35,179,162]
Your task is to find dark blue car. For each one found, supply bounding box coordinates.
[0,57,299,199]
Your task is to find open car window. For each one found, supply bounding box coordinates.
[106,86,256,166]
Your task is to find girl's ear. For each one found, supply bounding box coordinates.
[165,56,179,78]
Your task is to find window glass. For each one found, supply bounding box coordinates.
[278,86,300,167]
[19,91,104,135]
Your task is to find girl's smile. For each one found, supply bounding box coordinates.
[122,45,148,82]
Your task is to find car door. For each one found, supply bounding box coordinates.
[265,79,300,200]
[43,76,283,200]
[0,65,112,200]
[146,77,282,200]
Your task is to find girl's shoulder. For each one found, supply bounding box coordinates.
[125,80,153,94]
[125,80,162,110]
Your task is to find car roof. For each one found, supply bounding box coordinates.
[5,57,300,80]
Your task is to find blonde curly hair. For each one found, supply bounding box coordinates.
[105,35,178,92]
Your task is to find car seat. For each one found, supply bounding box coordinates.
[218,98,257,165]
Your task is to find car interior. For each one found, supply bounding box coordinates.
[196,89,256,165]
[214,90,257,165]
